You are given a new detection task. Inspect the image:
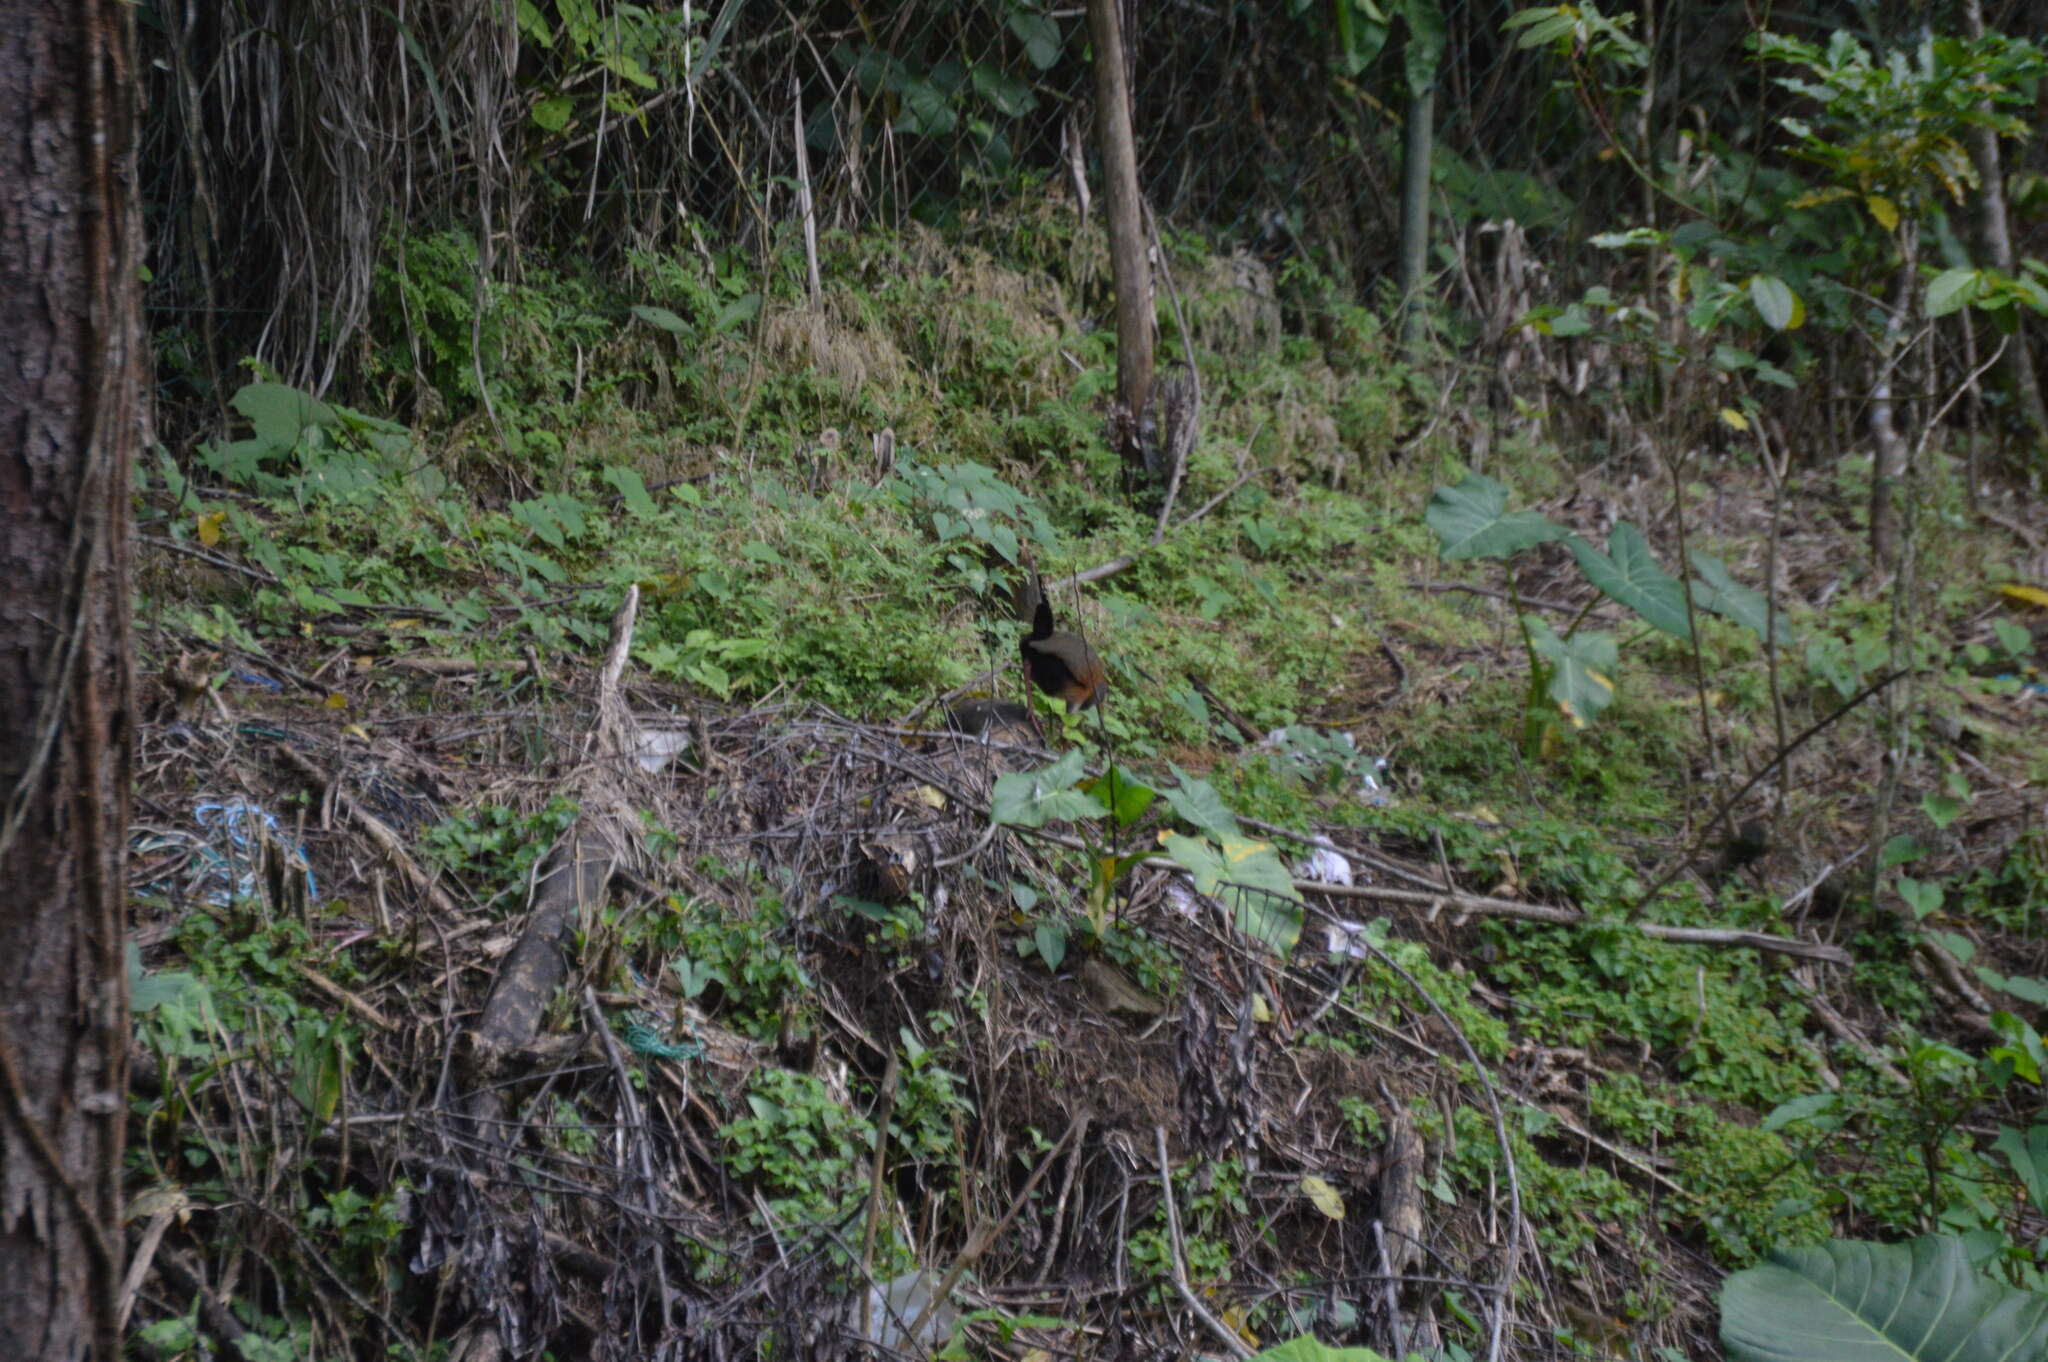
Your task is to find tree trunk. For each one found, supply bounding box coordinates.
[0,4,144,1359]
[1396,82,1436,344]
[1961,0,2048,449]
[1868,232,1917,578]
[1087,0,1154,475]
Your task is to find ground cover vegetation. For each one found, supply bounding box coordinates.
[115,1,2048,1359]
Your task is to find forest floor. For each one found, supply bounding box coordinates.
[123,208,2048,1361]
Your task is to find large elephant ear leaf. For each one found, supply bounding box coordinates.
[1427,475,1568,561]
[1569,522,1692,639]
[1720,1234,2048,1362]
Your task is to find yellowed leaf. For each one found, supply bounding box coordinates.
[1250,993,1273,1023]
[1217,1301,1260,1348]
[1224,837,1276,868]
[913,785,945,809]
[1301,1174,1347,1220]
[1788,186,1853,209]
[342,723,370,741]
[125,1185,192,1224]
[1491,849,1522,898]
[2000,583,2048,609]
[1719,407,1749,432]
[1865,194,1899,231]
[196,510,226,547]
[324,693,348,710]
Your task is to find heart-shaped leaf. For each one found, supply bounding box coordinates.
[1569,523,1692,639]
[1691,552,1792,646]
[1526,615,1618,727]
[1720,1234,2048,1362]
[1427,475,1569,561]
[992,750,1106,828]
[1163,832,1304,956]
[1993,1125,2048,1217]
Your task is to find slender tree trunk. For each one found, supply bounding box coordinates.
[1087,0,1154,475]
[1396,82,1436,344]
[1962,0,2048,449]
[0,4,144,1359]
[1868,231,1917,577]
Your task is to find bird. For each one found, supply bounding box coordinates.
[1019,580,1106,711]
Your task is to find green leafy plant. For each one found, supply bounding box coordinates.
[1720,1235,2048,1362]
[420,797,581,913]
[1426,474,1780,753]
[892,457,1059,574]
[721,1068,875,1247]
[665,893,811,1040]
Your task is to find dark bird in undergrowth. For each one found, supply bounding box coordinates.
[1019,581,1106,711]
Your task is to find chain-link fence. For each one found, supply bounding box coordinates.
[135,0,2042,399]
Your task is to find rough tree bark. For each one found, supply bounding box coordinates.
[1961,0,2048,448]
[1087,0,1155,477]
[0,4,145,1359]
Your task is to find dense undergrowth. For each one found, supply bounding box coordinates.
[128,199,2048,1360]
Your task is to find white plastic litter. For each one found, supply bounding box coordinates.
[851,1270,958,1352]
[1294,843,1354,887]
[1325,919,1378,961]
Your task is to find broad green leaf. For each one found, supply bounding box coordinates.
[1977,968,2048,1007]
[232,382,333,452]
[287,1021,347,1123]
[1006,12,1061,69]
[1690,552,1791,646]
[1401,0,1447,97]
[1568,523,1692,639]
[1925,267,1986,318]
[1508,11,1580,49]
[1748,274,1803,331]
[1989,1012,2045,1084]
[601,465,658,518]
[1426,475,1569,561]
[1881,834,1925,869]
[1720,1234,2048,1362]
[531,95,573,131]
[1992,1125,2048,1216]
[894,76,956,136]
[1762,1092,1839,1133]
[1081,767,1157,829]
[1033,922,1067,972]
[630,304,690,335]
[712,293,761,333]
[1921,793,1963,830]
[1163,832,1303,956]
[1542,302,1594,336]
[1248,1336,1394,1362]
[970,62,1036,117]
[1161,767,1239,836]
[1526,615,1618,727]
[1896,876,1942,920]
[991,750,1106,828]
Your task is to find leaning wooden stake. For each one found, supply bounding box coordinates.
[462,588,642,1124]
